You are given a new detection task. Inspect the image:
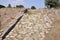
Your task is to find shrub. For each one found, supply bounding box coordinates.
[7,4,12,8]
[0,5,5,8]
[31,6,36,9]
[16,5,24,8]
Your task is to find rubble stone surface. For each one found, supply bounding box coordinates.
[4,10,54,40]
[0,8,60,40]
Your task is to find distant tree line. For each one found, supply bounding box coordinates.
[0,4,36,9]
[1,0,60,9]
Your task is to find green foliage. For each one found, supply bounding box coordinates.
[16,5,24,8]
[31,6,36,9]
[7,4,12,8]
[45,0,60,8]
[0,5,5,8]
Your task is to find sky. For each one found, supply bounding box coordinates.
[0,0,45,9]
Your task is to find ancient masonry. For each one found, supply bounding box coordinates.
[4,9,55,40]
[0,9,59,40]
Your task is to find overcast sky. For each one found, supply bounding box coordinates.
[0,0,45,9]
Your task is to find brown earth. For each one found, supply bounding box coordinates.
[0,8,24,30]
[45,20,60,40]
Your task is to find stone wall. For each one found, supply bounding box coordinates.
[0,8,60,40]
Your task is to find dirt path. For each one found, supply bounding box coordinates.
[45,20,60,40]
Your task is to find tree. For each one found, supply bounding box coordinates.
[7,4,12,8]
[16,5,24,8]
[31,6,36,9]
[45,0,59,8]
[0,5,5,8]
